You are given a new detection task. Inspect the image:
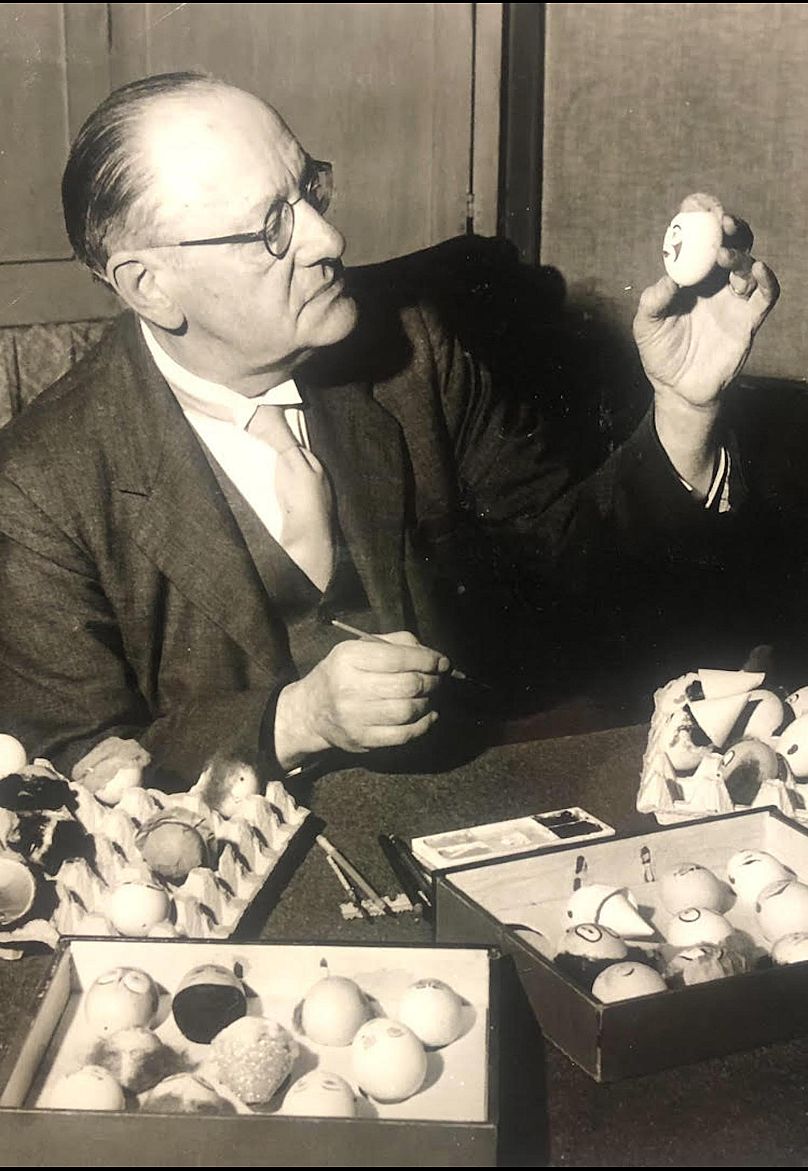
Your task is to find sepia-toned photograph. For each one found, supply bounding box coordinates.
[0,2,807,1165]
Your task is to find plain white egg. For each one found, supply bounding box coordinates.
[47,1065,125,1111]
[0,734,26,779]
[351,1018,427,1101]
[300,975,371,1046]
[106,881,171,937]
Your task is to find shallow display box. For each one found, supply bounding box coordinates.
[0,938,502,1167]
[434,807,808,1082]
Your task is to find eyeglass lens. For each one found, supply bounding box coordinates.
[262,161,333,258]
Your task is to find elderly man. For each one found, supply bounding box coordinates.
[0,73,778,787]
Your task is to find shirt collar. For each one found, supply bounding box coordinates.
[140,319,302,430]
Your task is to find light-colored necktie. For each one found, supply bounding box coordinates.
[247,404,335,591]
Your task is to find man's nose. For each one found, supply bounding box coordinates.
[291,199,345,264]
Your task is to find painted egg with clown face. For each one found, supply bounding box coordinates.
[662,206,723,287]
[84,967,159,1035]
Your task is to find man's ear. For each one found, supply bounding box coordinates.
[105,252,185,331]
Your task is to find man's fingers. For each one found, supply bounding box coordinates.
[717,246,754,275]
[372,670,443,699]
[344,638,449,675]
[362,710,440,748]
[728,269,757,299]
[635,274,680,324]
[722,214,754,253]
[748,259,781,325]
[380,630,420,648]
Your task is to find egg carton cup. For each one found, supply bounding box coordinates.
[0,761,310,953]
[637,670,808,827]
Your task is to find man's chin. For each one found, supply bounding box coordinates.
[311,288,358,347]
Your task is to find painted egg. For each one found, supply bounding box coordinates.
[771,932,808,965]
[663,713,709,773]
[591,962,667,1003]
[135,809,213,883]
[47,1065,125,1111]
[0,735,27,780]
[664,943,746,986]
[658,863,725,915]
[777,714,808,778]
[89,1026,175,1093]
[283,1071,357,1118]
[717,739,779,807]
[662,208,723,286]
[726,849,793,904]
[211,1016,298,1104]
[172,964,247,1044]
[556,923,628,962]
[666,907,734,947]
[785,688,808,720]
[351,1018,428,1102]
[743,690,785,740]
[106,881,171,937]
[299,976,372,1047]
[756,879,808,941]
[397,978,465,1047]
[141,1073,236,1115]
[84,967,159,1034]
[566,883,654,939]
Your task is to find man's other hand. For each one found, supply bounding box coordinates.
[274,631,450,766]
[633,209,780,409]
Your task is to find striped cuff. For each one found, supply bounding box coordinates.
[677,446,731,513]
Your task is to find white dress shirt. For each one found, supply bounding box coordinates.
[140,321,312,551]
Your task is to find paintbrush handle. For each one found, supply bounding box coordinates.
[329,619,475,685]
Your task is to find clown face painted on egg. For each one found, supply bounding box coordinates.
[591,962,667,1003]
[398,978,465,1047]
[666,906,734,948]
[283,1071,357,1118]
[557,922,628,962]
[662,711,710,773]
[84,967,159,1034]
[777,714,808,779]
[726,849,793,905]
[662,209,723,287]
[755,878,808,941]
[771,932,808,965]
[351,1018,428,1102]
[658,863,725,915]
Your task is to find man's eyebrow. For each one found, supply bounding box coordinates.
[237,157,310,224]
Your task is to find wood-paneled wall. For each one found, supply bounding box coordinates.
[541,2,808,380]
[0,2,501,326]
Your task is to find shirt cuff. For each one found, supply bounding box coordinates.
[676,445,732,513]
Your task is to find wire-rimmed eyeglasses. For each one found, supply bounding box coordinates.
[143,157,333,261]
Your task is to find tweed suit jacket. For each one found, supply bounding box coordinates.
[0,286,732,785]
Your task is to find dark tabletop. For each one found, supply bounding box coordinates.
[3,723,808,1167]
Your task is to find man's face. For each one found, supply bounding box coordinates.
[135,87,358,387]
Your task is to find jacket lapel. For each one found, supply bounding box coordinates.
[110,317,284,673]
[303,379,410,630]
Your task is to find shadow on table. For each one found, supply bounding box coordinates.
[496,957,550,1168]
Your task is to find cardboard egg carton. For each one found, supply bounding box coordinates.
[0,762,309,952]
[637,668,808,825]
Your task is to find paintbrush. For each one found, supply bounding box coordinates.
[329,618,487,687]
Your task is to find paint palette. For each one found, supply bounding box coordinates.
[411,808,614,872]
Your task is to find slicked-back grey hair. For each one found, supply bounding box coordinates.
[62,71,220,276]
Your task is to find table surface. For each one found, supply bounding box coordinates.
[3,723,808,1167]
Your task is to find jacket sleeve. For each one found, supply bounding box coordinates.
[418,306,750,690]
[0,472,287,787]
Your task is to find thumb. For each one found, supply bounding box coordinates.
[633,275,679,334]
